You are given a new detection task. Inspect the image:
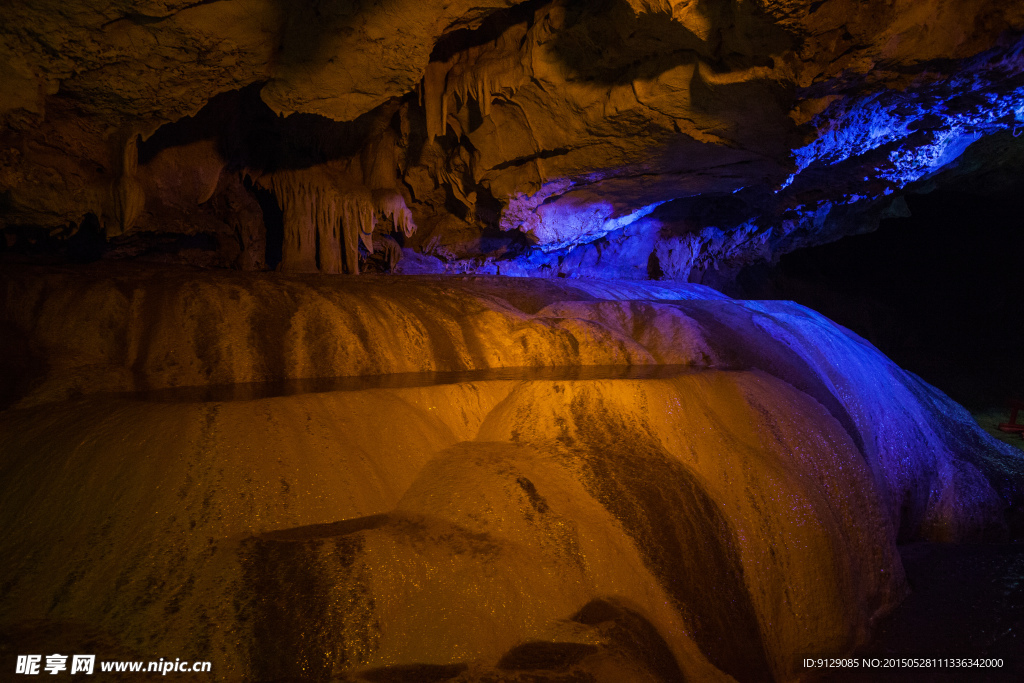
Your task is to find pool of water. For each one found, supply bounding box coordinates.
[109,364,708,403]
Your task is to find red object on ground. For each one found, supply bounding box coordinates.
[998,399,1024,433]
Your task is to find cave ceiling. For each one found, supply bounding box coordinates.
[2,0,1024,279]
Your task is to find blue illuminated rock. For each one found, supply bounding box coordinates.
[3,2,1024,278]
[1,267,1020,680]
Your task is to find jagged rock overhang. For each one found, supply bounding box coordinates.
[2,1,1024,280]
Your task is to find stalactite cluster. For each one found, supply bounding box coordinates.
[257,167,416,274]
[422,18,536,141]
[4,1,1023,280]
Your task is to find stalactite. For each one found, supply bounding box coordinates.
[438,146,477,214]
[261,170,320,273]
[257,158,416,275]
[377,234,402,271]
[362,123,400,191]
[373,189,416,238]
[104,135,146,237]
[314,188,343,275]
[360,104,416,252]
[345,191,377,258]
[423,22,534,140]
[259,168,375,274]
[423,60,450,141]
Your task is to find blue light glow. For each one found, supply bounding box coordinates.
[790,83,1024,189]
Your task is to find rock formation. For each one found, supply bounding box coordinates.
[2,3,1023,681]
[1,268,1021,681]
[3,1,1024,278]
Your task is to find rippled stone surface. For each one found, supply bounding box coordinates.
[1,268,1021,681]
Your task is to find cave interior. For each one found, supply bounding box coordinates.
[1,1,1024,681]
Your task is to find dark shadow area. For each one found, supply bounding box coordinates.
[572,598,685,683]
[740,189,1024,410]
[103,232,221,261]
[267,0,423,74]
[0,217,105,265]
[821,543,1024,682]
[547,0,793,85]
[357,663,469,683]
[647,249,664,279]
[429,0,552,62]
[0,322,44,411]
[496,641,599,670]
[566,404,772,681]
[108,365,704,404]
[655,193,763,238]
[255,514,389,543]
[247,181,284,270]
[239,531,366,682]
[0,215,230,269]
[63,213,106,263]
[139,83,393,173]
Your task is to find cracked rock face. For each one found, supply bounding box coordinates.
[2,0,1024,279]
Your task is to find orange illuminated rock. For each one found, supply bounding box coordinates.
[0,267,1020,681]
[0,372,899,681]
[3,1,1023,273]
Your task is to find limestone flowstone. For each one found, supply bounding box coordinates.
[0,267,1021,681]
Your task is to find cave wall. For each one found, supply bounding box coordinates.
[3,1,1024,278]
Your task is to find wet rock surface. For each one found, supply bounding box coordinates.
[1,268,1021,681]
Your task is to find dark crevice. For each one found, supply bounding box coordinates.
[246,180,283,270]
[491,147,571,171]
[429,0,552,63]
[139,83,397,173]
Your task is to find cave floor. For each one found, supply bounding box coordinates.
[822,542,1024,682]
[971,408,1024,452]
